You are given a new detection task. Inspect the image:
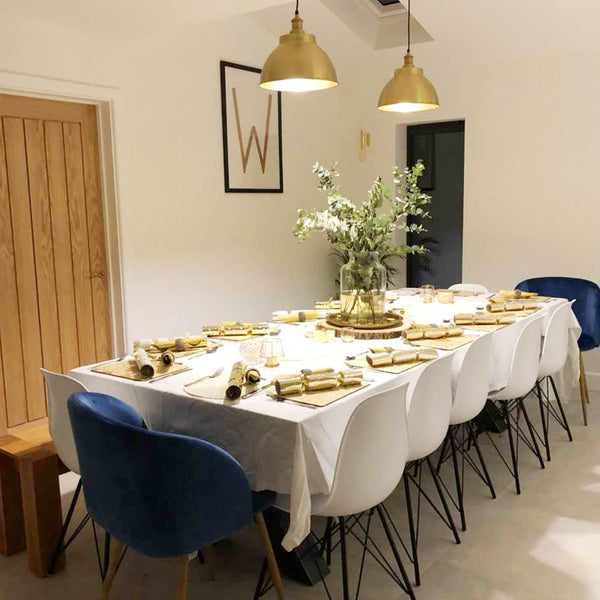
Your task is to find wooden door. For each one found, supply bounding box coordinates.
[0,94,112,431]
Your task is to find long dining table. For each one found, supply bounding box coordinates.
[71,292,581,552]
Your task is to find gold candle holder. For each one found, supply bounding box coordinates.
[260,338,284,368]
[420,284,435,304]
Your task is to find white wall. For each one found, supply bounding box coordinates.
[383,47,600,381]
[3,2,599,384]
[0,2,394,348]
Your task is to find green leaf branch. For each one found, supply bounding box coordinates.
[293,160,433,261]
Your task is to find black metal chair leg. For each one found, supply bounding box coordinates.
[503,402,521,494]
[48,477,84,574]
[520,400,545,469]
[403,471,420,586]
[338,516,350,600]
[324,517,333,567]
[435,435,450,474]
[375,505,417,600]
[320,518,330,558]
[425,456,461,545]
[468,422,496,499]
[536,382,551,462]
[549,375,573,442]
[448,427,466,531]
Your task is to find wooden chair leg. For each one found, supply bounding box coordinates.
[581,353,590,404]
[175,555,189,600]
[255,512,285,600]
[101,537,125,600]
[202,546,216,580]
[579,353,589,426]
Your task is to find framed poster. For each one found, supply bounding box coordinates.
[220,60,283,193]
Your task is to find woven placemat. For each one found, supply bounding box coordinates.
[345,357,427,374]
[464,324,509,332]
[493,308,540,317]
[496,296,550,303]
[408,335,478,351]
[207,334,267,342]
[269,383,369,408]
[436,289,486,297]
[146,345,219,359]
[92,359,189,381]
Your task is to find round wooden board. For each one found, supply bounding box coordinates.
[317,318,413,340]
[326,312,403,330]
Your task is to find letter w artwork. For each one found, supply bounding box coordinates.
[232,87,272,174]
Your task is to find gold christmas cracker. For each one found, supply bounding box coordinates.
[133,348,154,378]
[160,351,175,366]
[245,368,261,385]
[225,361,246,400]
[403,326,464,340]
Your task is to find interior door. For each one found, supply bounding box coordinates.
[406,120,465,288]
[0,94,112,431]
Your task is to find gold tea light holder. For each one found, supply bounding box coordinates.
[420,284,435,304]
[260,338,284,368]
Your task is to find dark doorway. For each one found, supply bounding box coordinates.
[406,120,465,288]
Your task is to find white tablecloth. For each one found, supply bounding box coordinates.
[71,295,581,551]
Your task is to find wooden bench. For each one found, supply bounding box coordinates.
[0,423,67,577]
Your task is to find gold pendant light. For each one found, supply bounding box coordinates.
[260,0,338,93]
[378,0,439,113]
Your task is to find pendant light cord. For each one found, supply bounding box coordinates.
[295,0,299,15]
[407,0,411,53]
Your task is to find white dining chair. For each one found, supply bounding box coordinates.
[436,334,495,532]
[273,382,415,600]
[448,283,489,294]
[396,354,460,586]
[486,317,545,494]
[40,369,91,574]
[534,301,575,461]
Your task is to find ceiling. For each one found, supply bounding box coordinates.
[400,0,600,63]
[1,0,599,63]
[251,0,432,51]
[319,0,432,50]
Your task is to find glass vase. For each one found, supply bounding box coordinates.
[339,251,387,324]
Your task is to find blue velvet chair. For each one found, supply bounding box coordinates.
[516,276,600,425]
[68,392,284,600]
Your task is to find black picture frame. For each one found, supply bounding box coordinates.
[220,60,283,193]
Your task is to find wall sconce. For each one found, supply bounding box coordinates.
[359,130,371,161]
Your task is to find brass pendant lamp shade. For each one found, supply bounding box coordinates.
[260,1,338,93]
[377,0,439,113]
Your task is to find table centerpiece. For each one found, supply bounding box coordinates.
[294,160,431,326]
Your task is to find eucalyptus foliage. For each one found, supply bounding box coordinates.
[293,161,432,260]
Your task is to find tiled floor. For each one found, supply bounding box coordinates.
[2,391,599,600]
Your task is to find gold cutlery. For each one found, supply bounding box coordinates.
[184,366,224,387]
[268,394,320,409]
[146,366,192,384]
[186,345,221,360]
[240,383,272,399]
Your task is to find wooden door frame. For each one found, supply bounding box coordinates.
[0,70,126,358]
